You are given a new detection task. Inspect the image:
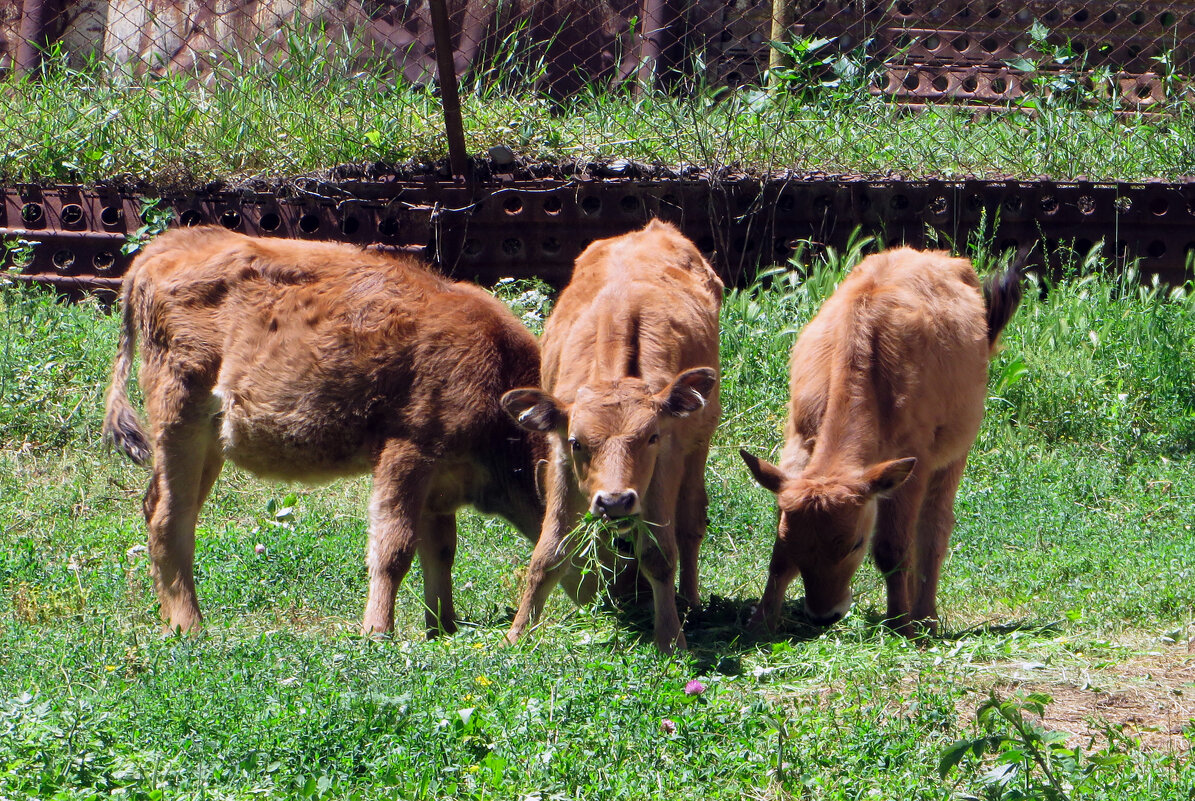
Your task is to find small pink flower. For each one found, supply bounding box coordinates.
[254,543,266,555]
[684,679,706,696]
[660,718,677,735]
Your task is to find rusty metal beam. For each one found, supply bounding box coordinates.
[4,173,1193,295]
[7,272,123,290]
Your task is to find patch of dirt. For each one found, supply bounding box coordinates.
[967,648,1195,753]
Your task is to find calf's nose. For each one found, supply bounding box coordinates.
[805,608,846,626]
[592,489,639,519]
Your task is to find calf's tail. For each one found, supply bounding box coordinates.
[982,255,1023,347]
[102,276,152,466]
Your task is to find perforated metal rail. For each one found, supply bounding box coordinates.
[3,171,1194,294]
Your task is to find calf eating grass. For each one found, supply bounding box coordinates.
[501,220,722,652]
[103,227,546,637]
[740,248,1021,636]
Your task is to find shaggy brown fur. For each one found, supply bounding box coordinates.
[741,247,1021,636]
[103,227,547,636]
[502,220,722,652]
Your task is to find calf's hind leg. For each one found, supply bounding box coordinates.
[145,422,224,633]
[362,441,433,636]
[417,513,459,637]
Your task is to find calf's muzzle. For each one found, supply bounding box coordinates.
[591,489,640,520]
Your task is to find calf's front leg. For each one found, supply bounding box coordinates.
[909,459,966,634]
[748,541,800,631]
[505,492,581,645]
[872,470,929,637]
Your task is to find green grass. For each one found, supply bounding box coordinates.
[3,242,1195,799]
[3,47,1195,188]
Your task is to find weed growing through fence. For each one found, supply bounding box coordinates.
[120,198,176,257]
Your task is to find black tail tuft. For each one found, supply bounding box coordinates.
[983,257,1023,346]
[106,407,152,466]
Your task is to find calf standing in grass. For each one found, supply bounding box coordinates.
[740,248,1021,635]
[103,227,547,637]
[502,220,722,652]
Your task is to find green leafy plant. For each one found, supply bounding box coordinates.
[2,237,39,271]
[490,276,555,335]
[121,199,175,256]
[765,35,878,104]
[940,691,1129,800]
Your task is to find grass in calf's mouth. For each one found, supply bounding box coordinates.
[562,512,657,588]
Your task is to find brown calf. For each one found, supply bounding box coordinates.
[502,220,722,652]
[103,227,547,636]
[740,248,1021,635]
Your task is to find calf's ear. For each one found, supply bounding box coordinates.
[863,457,917,497]
[661,367,717,417]
[502,389,566,433]
[739,449,785,495]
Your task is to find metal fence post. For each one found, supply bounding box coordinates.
[428,0,469,180]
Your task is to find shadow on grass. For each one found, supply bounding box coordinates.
[609,594,1064,673]
[591,592,830,672]
[463,587,1060,673]
[939,618,1065,639]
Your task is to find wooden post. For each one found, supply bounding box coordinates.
[636,0,666,91]
[428,0,469,180]
[769,0,792,88]
[16,0,50,76]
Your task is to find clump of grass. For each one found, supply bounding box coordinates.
[990,263,1195,460]
[0,281,118,449]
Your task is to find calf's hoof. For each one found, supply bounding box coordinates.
[746,604,777,632]
[160,620,203,638]
[655,630,687,654]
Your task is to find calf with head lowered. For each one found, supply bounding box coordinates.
[502,220,722,652]
[103,227,548,637]
[740,247,1021,636]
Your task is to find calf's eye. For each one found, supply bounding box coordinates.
[569,437,583,452]
[648,433,660,445]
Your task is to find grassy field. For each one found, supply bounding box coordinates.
[3,47,1195,188]
[2,241,1195,799]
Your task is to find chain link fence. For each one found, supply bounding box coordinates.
[5,1,1194,102]
[3,1,1195,182]
[2,0,1195,285]
[9,0,1195,100]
